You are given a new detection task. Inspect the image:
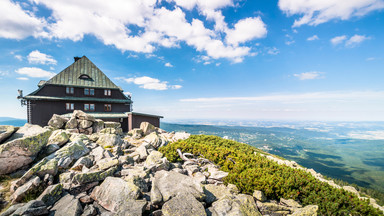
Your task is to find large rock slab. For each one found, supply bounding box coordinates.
[2,200,48,216]
[90,177,145,214]
[162,193,206,216]
[47,139,90,169]
[48,114,68,129]
[48,130,70,146]
[291,205,318,216]
[151,170,205,204]
[72,166,117,185]
[204,184,237,205]
[210,194,262,216]
[37,183,64,206]
[96,134,122,148]
[10,176,41,203]
[50,194,83,216]
[0,125,16,144]
[73,110,95,122]
[140,122,156,136]
[0,124,52,174]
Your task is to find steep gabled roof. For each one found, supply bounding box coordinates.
[46,56,119,89]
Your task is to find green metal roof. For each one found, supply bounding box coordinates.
[61,112,128,118]
[46,56,120,89]
[24,95,131,103]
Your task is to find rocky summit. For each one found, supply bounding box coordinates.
[0,110,377,215]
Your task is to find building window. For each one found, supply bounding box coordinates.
[104,104,112,111]
[104,89,111,96]
[84,103,95,111]
[66,87,74,94]
[84,88,95,96]
[66,103,74,110]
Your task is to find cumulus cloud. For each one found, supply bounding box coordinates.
[0,0,46,39]
[266,47,279,55]
[307,35,319,41]
[294,71,324,80]
[180,91,384,103]
[0,0,268,63]
[15,67,55,78]
[330,35,347,45]
[14,55,23,61]
[225,17,267,45]
[120,76,182,90]
[331,34,370,47]
[278,0,384,27]
[27,50,57,65]
[165,62,173,67]
[345,34,370,47]
[17,77,29,80]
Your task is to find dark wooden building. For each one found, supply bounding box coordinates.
[20,56,162,132]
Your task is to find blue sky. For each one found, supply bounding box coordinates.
[0,0,383,121]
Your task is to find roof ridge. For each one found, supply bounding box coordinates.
[45,56,120,89]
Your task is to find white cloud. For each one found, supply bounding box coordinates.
[27,50,57,65]
[17,77,29,80]
[366,57,376,61]
[285,40,295,45]
[180,91,384,103]
[307,35,319,41]
[121,76,182,90]
[0,0,46,39]
[0,70,9,77]
[225,17,267,45]
[165,62,173,67]
[15,67,56,78]
[294,71,324,80]
[14,55,23,61]
[279,0,384,27]
[266,47,279,55]
[171,85,182,89]
[330,35,347,45]
[345,34,370,47]
[0,0,266,63]
[330,34,370,47]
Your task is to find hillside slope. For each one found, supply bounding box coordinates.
[160,135,384,215]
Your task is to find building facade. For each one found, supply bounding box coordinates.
[21,56,162,131]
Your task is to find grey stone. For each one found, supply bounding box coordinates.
[90,177,143,213]
[92,119,104,133]
[0,125,16,144]
[96,134,122,148]
[37,184,64,206]
[78,120,93,129]
[65,117,78,129]
[50,194,83,216]
[204,184,235,205]
[253,190,267,202]
[210,194,261,216]
[162,193,206,216]
[12,200,48,216]
[74,110,95,122]
[104,121,121,129]
[45,144,60,154]
[280,198,302,208]
[48,114,68,129]
[150,170,205,205]
[140,122,156,136]
[0,124,52,175]
[81,204,97,216]
[10,176,41,203]
[291,205,318,216]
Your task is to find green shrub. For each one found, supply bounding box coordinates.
[160,135,383,215]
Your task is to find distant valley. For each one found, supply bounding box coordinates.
[161,120,384,198]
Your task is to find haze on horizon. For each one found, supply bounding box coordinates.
[0,0,383,122]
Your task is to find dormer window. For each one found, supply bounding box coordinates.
[79,74,92,80]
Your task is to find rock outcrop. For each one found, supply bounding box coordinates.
[1,111,357,215]
[0,124,52,174]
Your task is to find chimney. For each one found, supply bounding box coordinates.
[74,57,81,62]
